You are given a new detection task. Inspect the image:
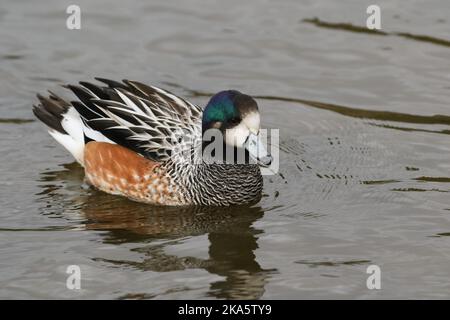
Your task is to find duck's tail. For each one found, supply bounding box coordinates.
[33,92,86,166]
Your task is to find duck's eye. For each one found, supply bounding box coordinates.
[228,117,241,125]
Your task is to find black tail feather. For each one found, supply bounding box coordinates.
[33,93,70,134]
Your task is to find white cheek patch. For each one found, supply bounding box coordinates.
[243,112,261,134]
[225,122,250,147]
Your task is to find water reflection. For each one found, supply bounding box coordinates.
[37,163,275,299]
[303,17,450,48]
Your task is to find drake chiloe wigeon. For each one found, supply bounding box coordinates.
[33,78,272,206]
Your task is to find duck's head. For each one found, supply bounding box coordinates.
[202,90,272,166]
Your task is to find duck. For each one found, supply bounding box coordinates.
[33,78,272,206]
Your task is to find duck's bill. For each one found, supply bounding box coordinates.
[244,133,273,167]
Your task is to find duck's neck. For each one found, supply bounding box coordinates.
[201,141,253,165]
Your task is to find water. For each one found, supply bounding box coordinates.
[1,0,449,299]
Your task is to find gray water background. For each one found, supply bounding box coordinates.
[0,0,449,299]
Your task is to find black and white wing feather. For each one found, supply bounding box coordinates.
[68,78,202,162]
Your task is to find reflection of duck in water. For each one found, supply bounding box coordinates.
[33,78,272,206]
[38,164,275,299]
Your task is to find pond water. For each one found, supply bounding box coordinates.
[0,0,449,299]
